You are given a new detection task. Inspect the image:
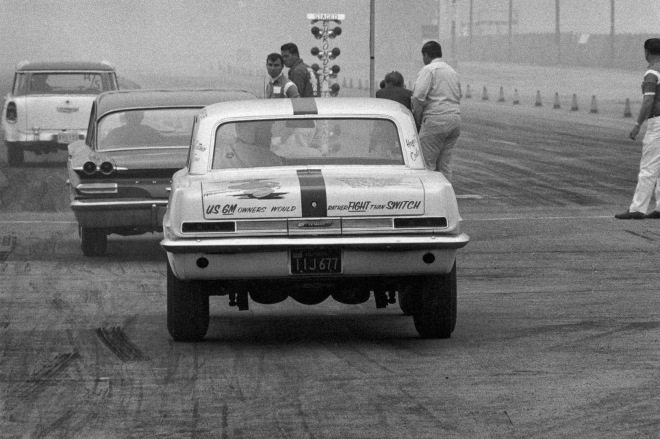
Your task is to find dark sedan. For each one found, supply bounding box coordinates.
[67,88,257,256]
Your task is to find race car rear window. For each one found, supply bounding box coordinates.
[97,108,200,150]
[212,118,404,169]
[19,72,117,96]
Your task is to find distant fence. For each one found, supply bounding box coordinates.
[459,33,654,71]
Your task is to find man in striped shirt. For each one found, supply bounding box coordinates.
[616,38,660,219]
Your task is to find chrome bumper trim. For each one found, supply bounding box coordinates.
[161,233,470,254]
[71,199,168,211]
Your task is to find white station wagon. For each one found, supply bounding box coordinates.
[161,98,469,341]
[2,61,119,165]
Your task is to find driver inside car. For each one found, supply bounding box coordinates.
[100,111,165,147]
[214,121,284,168]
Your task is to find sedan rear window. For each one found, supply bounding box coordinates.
[21,72,117,96]
[97,108,200,150]
[212,118,403,169]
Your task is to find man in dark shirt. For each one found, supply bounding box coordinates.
[281,42,315,98]
[375,71,413,111]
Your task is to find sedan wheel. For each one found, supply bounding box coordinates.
[411,262,457,339]
[6,143,24,166]
[167,262,209,342]
[80,227,108,257]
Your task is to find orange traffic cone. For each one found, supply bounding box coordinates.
[535,90,543,107]
[482,86,489,101]
[623,98,632,118]
[553,92,561,109]
[465,84,472,99]
[512,88,520,105]
[590,95,598,114]
[570,94,579,111]
[498,86,505,102]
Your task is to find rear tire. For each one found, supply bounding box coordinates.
[6,142,24,166]
[412,262,457,339]
[398,287,415,315]
[167,262,209,342]
[80,227,108,256]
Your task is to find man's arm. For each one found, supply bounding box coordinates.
[630,71,659,140]
[288,66,309,96]
[284,82,300,98]
[411,69,432,128]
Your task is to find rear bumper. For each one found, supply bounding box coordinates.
[4,130,85,151]
[162,233,469,280]
[71,199,168,230]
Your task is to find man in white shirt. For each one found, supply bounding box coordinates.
[412,40,462,181]
[265,53,299,99]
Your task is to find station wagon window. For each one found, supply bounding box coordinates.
[22,72,117,96]
[97,108,200,150]
[212,118,403,169]
[13,73,28,95]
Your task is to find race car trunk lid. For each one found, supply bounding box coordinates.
[201,168,424,220]
[23,95,95,130]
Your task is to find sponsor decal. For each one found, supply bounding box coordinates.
[406,138,419,161]
[203,178,300,219]
[204,179,288,200]
[328,200,422,212]
[335,177,415,188]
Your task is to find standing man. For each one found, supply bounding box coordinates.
[265,53,299,99]
[412,40,462,181]
[616,38,660,220]
[281,43,315,97]
[376,71,413,110]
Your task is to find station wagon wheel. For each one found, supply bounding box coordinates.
[5,142,24,166]
[167,262,209,342]
[412,262,457,339]
[80,227,108,256]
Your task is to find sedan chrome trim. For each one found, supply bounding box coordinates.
[75,183,118,194]
[161,233,470,254]
[71,199,168,211]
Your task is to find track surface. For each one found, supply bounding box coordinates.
[1,97,659,438]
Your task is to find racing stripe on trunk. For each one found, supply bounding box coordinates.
[291,98,318,115]
[297,169,327,217]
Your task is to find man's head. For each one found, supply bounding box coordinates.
[123,111,145,126]
[384,71,405,88]
[281,42,300,68]
[421,41,443,65]
[644,38,660,59]
[266,53,284,78]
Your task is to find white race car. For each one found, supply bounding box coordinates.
[2,61,119,165]
[161,98,469,341]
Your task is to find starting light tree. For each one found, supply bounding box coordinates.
[308,13,344,97]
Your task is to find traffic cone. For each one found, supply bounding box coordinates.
[358,79,363,90]
[570,94,579,111]
[482,86,489,101]
[498,86,505,102]
[349,78,354,89]
[535,90,543,107]
[590,95,598,114]
[465,84,472,99]
[623,98,632,118]
[342,77,347,88]
[513,88,520,105]
[553,92,561,109]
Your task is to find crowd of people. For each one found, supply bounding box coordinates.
[262,38,660,218]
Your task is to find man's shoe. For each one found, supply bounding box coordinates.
[645,210,660,219]
[615,210,645,220]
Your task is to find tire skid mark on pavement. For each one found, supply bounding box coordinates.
[625,229,656,242]
[94,325,149,362]
[0,234,16,262]
[8,351,81,399]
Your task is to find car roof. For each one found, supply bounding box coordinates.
[203,97,408,120]
[16,61,116,71]
[96,88,259,116]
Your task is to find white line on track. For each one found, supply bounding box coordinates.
[0,220,77,224]
[464,215,614,221]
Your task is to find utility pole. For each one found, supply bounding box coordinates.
[451,0,457,64]
[610,0,615,67]
[369,0,375,97]
[555,0,560,64]
[508,0,513,62]
[469,0,473,60]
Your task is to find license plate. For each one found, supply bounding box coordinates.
[57,131,79,144]
[290,248,341,274]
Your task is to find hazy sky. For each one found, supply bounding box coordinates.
[0,0,657,79]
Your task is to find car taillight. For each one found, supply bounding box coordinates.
[83,161,97,175]
[6,102,17,123]
[100,161,114,175]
